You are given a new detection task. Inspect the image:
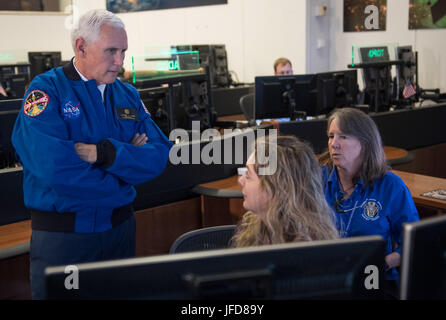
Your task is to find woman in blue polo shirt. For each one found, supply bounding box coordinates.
[320,108,419,297]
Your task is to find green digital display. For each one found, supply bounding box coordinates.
[359,46,389,63]
[368,48,385,58]
[352,44,395,66]
[130,49,201,83]
[156,60,179,71]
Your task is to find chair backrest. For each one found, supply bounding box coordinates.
[239,93,255,125]
[169,225,236,254]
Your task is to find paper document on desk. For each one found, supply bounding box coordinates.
[421,189,446,201]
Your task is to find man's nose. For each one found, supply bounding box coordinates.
[114,51,124,66]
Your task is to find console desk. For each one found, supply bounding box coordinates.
[192,147,446,226]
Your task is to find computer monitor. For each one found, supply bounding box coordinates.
[45,235,385,300]
[254,74,316,120]
[0,98,22,111]
[315,70,358,115]
[138,86,171,136]
[396,46,415,83]
[358,46,392,112]
[0,73,29,99]
[138,81,212,136]
[400,215,446,300]
[395,45,417,103]
[28,52,62,80]
[0,110,20,169]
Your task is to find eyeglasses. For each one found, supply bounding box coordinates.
[334,196,346,213]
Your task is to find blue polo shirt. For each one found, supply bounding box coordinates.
[322,166,419,281]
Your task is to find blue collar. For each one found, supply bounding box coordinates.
[327,166,365,193]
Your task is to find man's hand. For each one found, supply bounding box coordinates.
[74,142,97,164]
[131,133,148,146]
[385,252,401,270]
[75,134,146,164]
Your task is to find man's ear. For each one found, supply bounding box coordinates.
[75,38,87,57]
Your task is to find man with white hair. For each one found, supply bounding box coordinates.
[12,9,172,299]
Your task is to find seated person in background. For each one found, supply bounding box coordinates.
[230,135,339,247]
[0,82,8,99]
[274,57,293,76]
[320,107,419,296]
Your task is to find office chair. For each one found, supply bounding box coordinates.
[239,93,256,126]
[169,225,236,254]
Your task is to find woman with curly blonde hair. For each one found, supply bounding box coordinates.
[230,135,338,247]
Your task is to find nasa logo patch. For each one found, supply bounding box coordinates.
[23,90,49,117]
[62,101,81,120]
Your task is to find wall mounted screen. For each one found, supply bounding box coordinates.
[107,0,227,13]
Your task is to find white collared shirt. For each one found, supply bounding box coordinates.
[73,58,106,103]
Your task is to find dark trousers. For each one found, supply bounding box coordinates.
[30,215,136,300]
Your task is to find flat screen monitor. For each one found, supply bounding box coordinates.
[0,110,20,169]
[316,70,358,115]
[359,46,391,89]
[138,86,171,136]
[400,215,446,300]
[28,51,62,80]
[358,46,392,112]
[395,45,417,103]
[45,235,386,300]
[0,74,29,99]
[396,46,415,82]
[138,81,211,136]
[0,98,22,112]
[254,74,317,120]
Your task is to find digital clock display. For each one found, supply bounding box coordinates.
[360,46,390,62]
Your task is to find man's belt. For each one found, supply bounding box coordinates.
[30,203,134,232]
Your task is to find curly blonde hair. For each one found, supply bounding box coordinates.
[231,136,339,247]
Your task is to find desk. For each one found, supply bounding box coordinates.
[193,177,244,227]
[194,170,446,226]
[213,120,414,166]
[384,146,414,166]
[0,220,31,251]
[392,170,446,215]
[192,175,244,227]
[218,114,246,122]
[0,220,31,299]
[193,147,443,226]
[194,146,412,199]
